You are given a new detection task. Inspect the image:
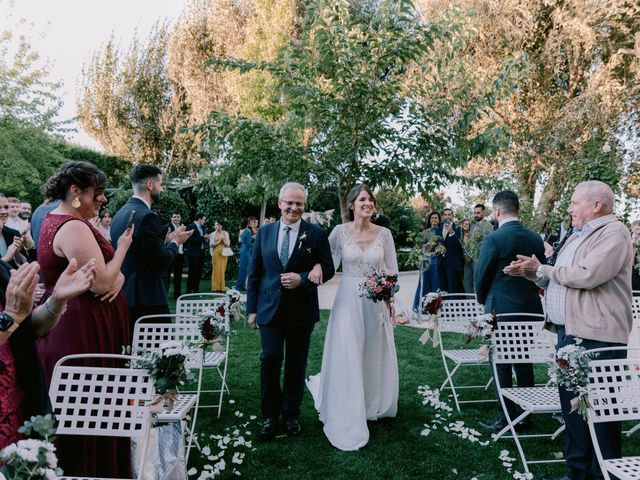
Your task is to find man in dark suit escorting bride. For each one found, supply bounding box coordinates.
[247,182,334,441]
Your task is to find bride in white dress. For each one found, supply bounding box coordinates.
[307,185,399,451]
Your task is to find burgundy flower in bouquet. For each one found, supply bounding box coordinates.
[359,270,399,303]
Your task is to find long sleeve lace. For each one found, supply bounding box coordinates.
[328,225,342,271]
[383,228,399,274]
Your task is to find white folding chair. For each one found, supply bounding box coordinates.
[428,293,492,412]
[49,353,154,480]
[176,293,231,414]
[491,316,564,474]
[586,347,640,480]
[132,315,203,462]
[625,293,640,437]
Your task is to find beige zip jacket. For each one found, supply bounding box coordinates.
[537,215,633,344]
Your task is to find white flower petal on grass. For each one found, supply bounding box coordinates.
[201,446,211,456]
[187,467,198,476]
[420,427,431,437]
[228,399,236,404]
[249,415,257,420]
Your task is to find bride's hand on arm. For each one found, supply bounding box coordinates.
[308,263,323,285]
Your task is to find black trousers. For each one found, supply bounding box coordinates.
[258,306,314,420]
[167,254,184,299]
[128,304,171,339]
[186,255,204,294]
[442,266,464,294]
[557,327,625,480]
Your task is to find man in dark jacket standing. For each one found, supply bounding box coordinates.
[474,190,546,431]
[185,213,208,294]
[111,164,192,332]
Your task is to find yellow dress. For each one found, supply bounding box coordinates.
[211,233,228,292]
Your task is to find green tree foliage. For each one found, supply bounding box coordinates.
[420,0,640,226]
[0,116,66,203]
[78,24,197,173]
[0,3,63,132]
[207,0,521,221]
[375,188,422,247]
[52,143,131,188]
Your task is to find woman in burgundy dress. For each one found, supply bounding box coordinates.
[37,161,134,478]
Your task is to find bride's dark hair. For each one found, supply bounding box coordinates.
[346,184,376,221]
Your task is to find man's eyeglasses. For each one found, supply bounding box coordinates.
[281,201,305,208]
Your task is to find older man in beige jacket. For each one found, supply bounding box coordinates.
[504,180,633,480]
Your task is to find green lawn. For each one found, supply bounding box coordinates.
[168,281,640,480]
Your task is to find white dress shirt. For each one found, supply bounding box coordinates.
[277,219,301,259]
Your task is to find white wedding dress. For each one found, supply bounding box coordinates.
[307,224,399,451]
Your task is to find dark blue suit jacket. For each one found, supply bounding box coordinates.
[473,220,545,314]
[443,223,465,272]
[247,220,334,326]
[111,197,178,308]
[184,222,205,258]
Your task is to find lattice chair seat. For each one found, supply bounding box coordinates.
[603,457,640,479]
[204,351,227,367]
[155,394,198,422]
[501,386,560,412]
[50,354,154,480]
[443,348,489,364]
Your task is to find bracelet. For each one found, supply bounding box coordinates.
[44,296,67,317]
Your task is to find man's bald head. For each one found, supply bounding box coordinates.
[575,180,615,214]
[568,180,615,229]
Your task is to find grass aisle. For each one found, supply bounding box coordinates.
[171,284,639,479]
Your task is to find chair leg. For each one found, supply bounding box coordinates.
[625,422,640,437]
[551,424,565,441]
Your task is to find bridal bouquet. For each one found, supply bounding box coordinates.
[359,270,399,303]
[548,340,597,420]
[0,415,62,480]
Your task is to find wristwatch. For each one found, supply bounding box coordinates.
[0,311,18,333]
[535,265,544,280]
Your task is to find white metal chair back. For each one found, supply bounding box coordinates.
[132,315,204,368]
[492,315,554,365]
[176,293,230,328]
[586,348,640,480]
[424,293,492,412]
[49,354,154,479]
[490,316,563,475]
[629,293,640,356]
[437,294,485,333]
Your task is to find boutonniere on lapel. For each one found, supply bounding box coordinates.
[298,232,310,253]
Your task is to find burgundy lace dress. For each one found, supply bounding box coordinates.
[36,213,131,477]
[0,341,24,449]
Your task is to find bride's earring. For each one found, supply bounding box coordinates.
[72,197,81,209]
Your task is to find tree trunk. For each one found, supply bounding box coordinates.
[535,168,560,230]
[338,188,349,224]
[260,200,267,225]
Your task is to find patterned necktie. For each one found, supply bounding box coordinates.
[280,226,291,268]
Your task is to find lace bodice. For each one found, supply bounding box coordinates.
[329,224,399,277]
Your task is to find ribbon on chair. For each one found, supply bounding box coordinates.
[147,390,178,413]
[419,314,440,347]
[477,344,490,360]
